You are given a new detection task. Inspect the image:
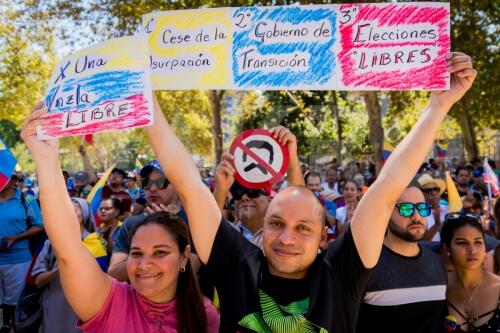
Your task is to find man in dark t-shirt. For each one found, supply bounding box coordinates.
[207,213,370,332]
[143,53,475,332]
[357,187,447,333]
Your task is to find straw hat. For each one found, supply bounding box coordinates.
[417,174,446,195]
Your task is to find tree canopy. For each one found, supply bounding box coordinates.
[2,0,498,172]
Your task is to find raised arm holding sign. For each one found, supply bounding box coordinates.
[144,51,476,332]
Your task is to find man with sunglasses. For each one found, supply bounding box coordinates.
[357,186,448,333]
[145,52,476,332]
[417,173,448,241]
[107,160,181,281]
[213,127,304,249]
[229,182,270,247]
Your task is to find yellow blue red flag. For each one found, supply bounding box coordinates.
[82,232,109,271]
[483,158,500,197]
[382,138,395,163]
[87,164,115,222]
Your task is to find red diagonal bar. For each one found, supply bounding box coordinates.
[236,141,279,178]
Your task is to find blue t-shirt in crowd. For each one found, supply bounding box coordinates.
[325,199,337,217]
[0,189,43,265]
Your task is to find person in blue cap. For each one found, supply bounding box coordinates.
[0,175,44,333]
[107,160,186,281]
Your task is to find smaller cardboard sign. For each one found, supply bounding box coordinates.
[229,129,289,189]
[37,35,154,139]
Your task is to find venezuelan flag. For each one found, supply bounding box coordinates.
[483,158,500,197]
[382,138,394,163]
[435,144,447,158]
[87,164,115,225]
[82,232,109,271]
[0,138,17,191]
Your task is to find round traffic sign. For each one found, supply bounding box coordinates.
[229,129,289,189]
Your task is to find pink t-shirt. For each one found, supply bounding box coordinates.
[78,279,220,332]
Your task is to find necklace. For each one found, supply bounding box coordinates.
[463,277,482,319]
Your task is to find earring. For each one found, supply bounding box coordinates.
[447,251,451,256]
[180,267,185,273]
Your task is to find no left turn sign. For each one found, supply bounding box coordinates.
[229,129,289,189]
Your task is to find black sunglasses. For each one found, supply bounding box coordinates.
[395,202,432,217]
[422,187,440,194]
[444,212,481,224]
[141,177,170,190]
[233,188,267,201]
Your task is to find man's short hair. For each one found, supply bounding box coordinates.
[111,168,127,178]
[455,165,471,176]
[305,171,321,184]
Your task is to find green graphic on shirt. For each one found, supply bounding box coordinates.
[238,289,328,333]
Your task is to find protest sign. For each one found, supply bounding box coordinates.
[37,35,153,139]
[229,129,289,189]
[143,8,233,90]
[144,2,450,91]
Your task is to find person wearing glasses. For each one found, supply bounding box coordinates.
[441,213,500,333]
[417,173,448,241]
[213,126,304,249]
[141,52,476,332]
[229,182,270,248]
[79,184,93,200]
[107,160,183,281]
[357,187,448,333]
[97,198,123,254]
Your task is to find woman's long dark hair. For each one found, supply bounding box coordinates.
[130,212,208,333]
[440,214,485,249]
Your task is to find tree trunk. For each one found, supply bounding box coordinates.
[331,92,342,162]
[208,90,225,164]
[455,100,479,160]
[362,92,384,174]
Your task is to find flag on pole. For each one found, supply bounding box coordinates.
[382,139,394,164]
[434,144,447,158]
[445,171,463,213]
[87,164,115,225]
[83,232,109,271]
[0,138,17,191]
[483,158,500,198]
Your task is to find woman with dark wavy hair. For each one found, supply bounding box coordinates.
[441,213,500,332]
[21,102,219,333]
[127,212,215,333]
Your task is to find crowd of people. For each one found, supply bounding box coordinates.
[0,52,498,333]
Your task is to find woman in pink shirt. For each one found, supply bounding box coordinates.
[21,103,220,333]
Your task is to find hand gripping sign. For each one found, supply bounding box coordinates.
[229,129,289,189]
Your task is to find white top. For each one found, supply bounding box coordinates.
[322,182,340,196]
[426,204,449,242]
